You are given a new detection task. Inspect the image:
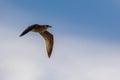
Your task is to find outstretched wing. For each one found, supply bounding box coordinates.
[20,26,34,37]
[40,31,54,58]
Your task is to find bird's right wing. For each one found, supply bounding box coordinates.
[40,31,54,58]
[20,26,34,37]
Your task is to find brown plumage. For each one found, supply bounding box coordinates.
[20,24,54,58]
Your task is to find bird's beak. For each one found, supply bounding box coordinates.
[49,26,52,28]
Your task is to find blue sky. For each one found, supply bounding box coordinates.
[0,0,120,41]
[0,0,120,80]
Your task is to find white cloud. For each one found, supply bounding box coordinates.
[52,36,120,80]
[1,59,43,80]
[0,27,120,80]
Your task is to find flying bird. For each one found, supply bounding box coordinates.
[20,24,54,58]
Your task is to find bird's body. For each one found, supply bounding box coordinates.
[20,24,54,58]
[31,25,49,33]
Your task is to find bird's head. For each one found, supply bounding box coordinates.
[45,25,52,28]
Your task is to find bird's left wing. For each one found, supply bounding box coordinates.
[40,31,54,58]
[20,26,34,37]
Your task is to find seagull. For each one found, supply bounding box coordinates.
[20,24,54,58]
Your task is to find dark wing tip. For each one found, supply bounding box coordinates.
[19,33,24,37]
[48,55,51,58]
[19,35,21,37]
[19,26,34,37]
[19,30,29,37]
[48,52,52,58]
[19,34,24,37]
[47,44,53,58]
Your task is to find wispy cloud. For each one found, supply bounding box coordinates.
[0,26,120,80]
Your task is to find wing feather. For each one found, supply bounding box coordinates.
[20,26,34,37]
[40,31,54,58]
